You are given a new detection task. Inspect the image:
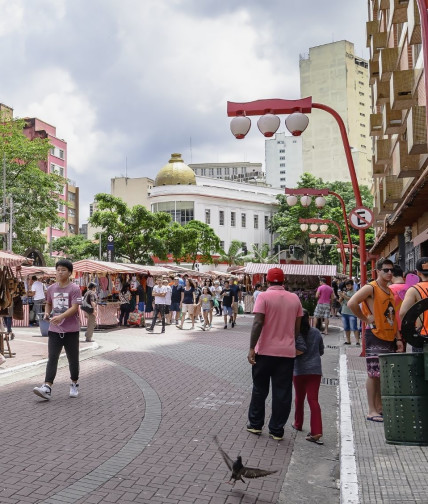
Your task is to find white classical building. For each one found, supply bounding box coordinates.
[149,153,280,253]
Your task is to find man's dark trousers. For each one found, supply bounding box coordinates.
[149,304,166,331]
[248,354,295,437]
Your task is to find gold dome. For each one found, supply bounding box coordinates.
[154,153,196,186]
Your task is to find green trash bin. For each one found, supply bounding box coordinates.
[379,353,428,446]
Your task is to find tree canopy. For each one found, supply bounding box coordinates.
[51,234,99,262]
[0,114,65,254]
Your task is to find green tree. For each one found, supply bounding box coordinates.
[0,114,65,254]
[270,173,374,273]
[241,243,278,263]
[181,220,221,269]
[89,193,171,263]
[217,240,246,266]
[51,235,99,261]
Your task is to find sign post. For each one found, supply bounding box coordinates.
[106,234,114,262]
[349,206,374,230]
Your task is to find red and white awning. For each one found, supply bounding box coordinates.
[0,250,32,267]
[244,263,337,277]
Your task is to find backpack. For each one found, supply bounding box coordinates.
[81,291,94,314]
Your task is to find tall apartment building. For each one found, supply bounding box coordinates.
[366,0,428,271]
[23,117,79,243]
[111,176,154,208]
[189,162,265,184]
[265,132,303,188]
[300,41,372,187]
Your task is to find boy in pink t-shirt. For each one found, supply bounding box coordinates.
[314,278,334,335]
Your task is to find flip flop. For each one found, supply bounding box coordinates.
[366,415,383,423]
[306,435,323,445]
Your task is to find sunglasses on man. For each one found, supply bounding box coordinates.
[381,268,393,273]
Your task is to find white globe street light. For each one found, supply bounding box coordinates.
[300,223,309,231]
[285,112,309,136]
[315,196,326,208]
[230,116,251,139]
[300,195,312,207]
[286,195,298,206]
[310,224,318,231]
[310,238,316,244]
[320,224,328,232]
[325,238,332,244]
[257,114,280,137]
[317,238,324,244]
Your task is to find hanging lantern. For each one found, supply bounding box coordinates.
[310,238,316,244]
[285,112,309,136]
[257,114,280,137]
[300,223,309,231]
[315,196,326,208]
[230,116,251,139]
[317,238,323,244]
[310,224,318,231]
[286,195,298,206]
[325,238,332,244]
[320,224,328,232]
[300,195,312,207]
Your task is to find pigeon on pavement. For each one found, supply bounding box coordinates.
[214,435,277,484]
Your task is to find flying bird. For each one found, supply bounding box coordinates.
[214,435,277,484]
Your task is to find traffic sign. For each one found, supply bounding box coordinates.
[349,206,374,230]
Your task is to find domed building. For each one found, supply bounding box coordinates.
[149,153,280,261]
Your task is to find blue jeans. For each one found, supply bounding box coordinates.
[248,354,295,437]
[342,313,358,332]
[138,302,145,313]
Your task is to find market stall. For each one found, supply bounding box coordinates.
[244,263,338,313]
[72,260,173,327]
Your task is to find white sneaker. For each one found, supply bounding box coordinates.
[33,384,52,400]
[69,383,79,398]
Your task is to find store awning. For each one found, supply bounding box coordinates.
[0,250,32,267]
[72,259,173,275]
[19,266,57,276]
[244,263,337,277]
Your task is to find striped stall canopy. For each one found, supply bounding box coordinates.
[0,250,32,267]
[72,259,173,275]
[244,263,337,277]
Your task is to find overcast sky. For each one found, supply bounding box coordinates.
[0,0,368,222]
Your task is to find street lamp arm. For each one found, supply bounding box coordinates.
[227,97,313,116]
[327,190,353,277]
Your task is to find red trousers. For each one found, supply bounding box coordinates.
[293,374,322,436]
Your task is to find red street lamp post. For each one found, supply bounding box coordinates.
[300,217,352,276]
[226,97,367,287]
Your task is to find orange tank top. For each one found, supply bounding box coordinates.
[412,282,428,336]
[362,281,397,341]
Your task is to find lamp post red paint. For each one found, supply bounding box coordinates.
[300,217,352,276]
[227,97,367,286]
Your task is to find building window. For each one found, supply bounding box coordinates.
[220,241,225,250]
[280,177,285,181]
[361,144,366,149]
[50,147,55,156]
[205,209,210,224]
[225,167,230,175]
[216,168,222,176]
[59,149,64,159]
[360,112,366,117]
[254,215,259,229]
[241,213,246,228]
[51,163,64,177]
[68,191,75,202]
[152,201,194,226]
[280,170,285,174]
[231,212,236,227]
[360,134,366,138]
[68,208,75,218]
[58,201,64,212]
[360,123,366,127]
[68,224,76,234]
[359,102,365,106]
[265,215,269,228]
[280,184,285,188]
[280,163,285,167]
[209,168,214,176]
[219,210,224,225]
[279,156,285,160]
[359,91,365,96]
[279,149,285,153]
[293,140,297,143]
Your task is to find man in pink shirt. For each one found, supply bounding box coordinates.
[247,267,303,441]
[314,277,335,335]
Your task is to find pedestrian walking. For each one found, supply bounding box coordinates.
[118,283,132,326]
[83,282,97,342]
[170,277,183,325]
[293,309,324,445]
[28,275,46,325]
[339,280,360,345]
[199,287,212,330]
[220,280,233,329]
[247,267,303,441]
[313,278,335,335]
[33,259,82,400]
[347,258,402,423]
[146,277,167,333]
[399,257,428,351]
[177,278,195,330]
[230,277,241,326]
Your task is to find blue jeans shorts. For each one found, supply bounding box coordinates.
[342,313,358,332]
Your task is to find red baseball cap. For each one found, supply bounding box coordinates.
[266,267,284,284]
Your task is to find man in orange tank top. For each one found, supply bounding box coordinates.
[348,258,402,423]
[399,257,428,348]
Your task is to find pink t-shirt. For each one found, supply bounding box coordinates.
[389,283,409,330]
[253,286,303,357]
[47,282,82,334]
[317,284,333,304]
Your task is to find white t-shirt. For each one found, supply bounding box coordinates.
[164,285,172,305]
[153,285,168,305]
[32,281,46,301]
